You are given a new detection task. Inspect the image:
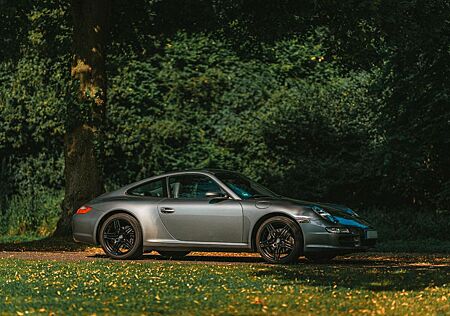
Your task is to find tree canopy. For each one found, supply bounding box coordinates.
[0,0,449,235]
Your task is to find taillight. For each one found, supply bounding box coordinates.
[76,205,92,214]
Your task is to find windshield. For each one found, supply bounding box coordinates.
[214,172,278,199]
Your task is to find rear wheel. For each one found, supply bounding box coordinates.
[256,216,302,264]
[157,251,190,259]
[99,213,143,260]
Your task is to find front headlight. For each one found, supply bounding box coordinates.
[311,206,338,223]
[326,227,350,234]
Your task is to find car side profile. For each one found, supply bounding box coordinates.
[72,169,377,264]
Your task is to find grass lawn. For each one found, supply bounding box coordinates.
[0,255,448,315]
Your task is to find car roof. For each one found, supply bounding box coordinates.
[115,169,237,193]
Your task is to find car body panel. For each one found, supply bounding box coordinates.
[72,169,377,255]
[157,198,244,243]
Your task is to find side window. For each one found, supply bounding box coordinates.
[168,174,224,199]
[128,178,166,197]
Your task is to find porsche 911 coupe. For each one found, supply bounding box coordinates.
[72,169,377,264]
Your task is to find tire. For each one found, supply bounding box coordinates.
[157,251,190,259]
[255,216,303,264]
[305,254,336,263]
[99,213,143,260]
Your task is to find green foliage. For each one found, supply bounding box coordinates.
[358,207,450,243]
[0,0,449,237]
[0,188,62,236]
[106,32,278,185]
[105,31,377,199]
[376,0,450,209]
[253,70,378,201]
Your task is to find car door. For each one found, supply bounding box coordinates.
[157,173,243,243]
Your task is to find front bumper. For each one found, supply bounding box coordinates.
[301,222,377,254]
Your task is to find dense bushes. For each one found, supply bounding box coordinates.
[105,32,378,205]
[0,0,449,237]
[0,188,61,236]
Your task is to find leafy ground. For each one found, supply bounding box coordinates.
[0,236,448,315]
[0,251,448,315]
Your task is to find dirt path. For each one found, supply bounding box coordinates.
[1,249,449,267]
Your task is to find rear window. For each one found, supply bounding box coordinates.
[127,178,166,197]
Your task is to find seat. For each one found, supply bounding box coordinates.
[171,182,180,198]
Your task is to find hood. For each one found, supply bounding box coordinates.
[275,197,372,229]
[313,201,371,229]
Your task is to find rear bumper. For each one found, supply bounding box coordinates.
[72,212,100,245]
[73,234,95,244]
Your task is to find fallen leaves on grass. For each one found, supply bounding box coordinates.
[0,254,448,315]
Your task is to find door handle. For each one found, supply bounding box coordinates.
[160,207,175,214]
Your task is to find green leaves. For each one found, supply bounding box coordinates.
[1,0,449,236]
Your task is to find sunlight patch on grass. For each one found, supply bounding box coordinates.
[0,258,448,315]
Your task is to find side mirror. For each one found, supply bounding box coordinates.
[205,192,228,199]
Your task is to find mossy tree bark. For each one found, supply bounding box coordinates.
[54,0,110,236]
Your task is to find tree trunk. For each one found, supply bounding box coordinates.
[54,0,110,236]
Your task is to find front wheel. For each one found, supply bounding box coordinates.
[99,213,143,260]
[256,216,303,264]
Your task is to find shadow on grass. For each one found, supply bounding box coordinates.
[87,252,266,263]
[88,251,450,292]
[90,251,450,273]
[0,236,92,252]
[251,256,450,292]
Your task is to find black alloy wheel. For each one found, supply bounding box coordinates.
[256,216,302,264]
[99,213,143,259]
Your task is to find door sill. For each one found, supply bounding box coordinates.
[145,239,250,250]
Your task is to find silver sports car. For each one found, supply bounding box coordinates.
[72,169,377,264]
